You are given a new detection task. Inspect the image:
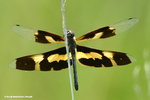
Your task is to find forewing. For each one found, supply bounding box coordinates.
[76,18,139,42]
[76,45,134,67]
[10,47,72,71]
[12,25,65,43]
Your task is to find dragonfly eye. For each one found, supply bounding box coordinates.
[67,30,74,38]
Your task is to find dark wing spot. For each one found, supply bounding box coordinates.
[79,57,112,67]
[113,53,131,65]
[16,57,35,70]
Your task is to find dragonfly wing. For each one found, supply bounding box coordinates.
[10,47,72,71]
[12,25,65,43]
[76,45,135,67]
[76,18,139,42]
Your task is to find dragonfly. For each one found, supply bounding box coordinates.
[11,18,138,91]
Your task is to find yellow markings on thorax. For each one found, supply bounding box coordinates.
[31,55,44,70]
[47,53,72,63]
[76,52,102,60]
[93,32,103,39]
[102,51,117,65]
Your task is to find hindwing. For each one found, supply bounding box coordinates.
[76,45,134,67]
[10,47,72,71]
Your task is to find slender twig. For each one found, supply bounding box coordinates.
[60,0,75,100]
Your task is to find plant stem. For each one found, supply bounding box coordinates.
[60,0,75,100]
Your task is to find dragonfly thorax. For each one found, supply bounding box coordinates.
[67,30,76,50]
[67,30,75,38]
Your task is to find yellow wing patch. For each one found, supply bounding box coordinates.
[102,51,117,65]
[31,55,44,70]
[76,52,102,60]
[47,53,72,63]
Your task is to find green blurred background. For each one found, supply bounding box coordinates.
[0,0,150,100]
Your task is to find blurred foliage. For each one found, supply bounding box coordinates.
[0,0,150,100]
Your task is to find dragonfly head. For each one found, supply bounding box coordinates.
[67,30,74,38]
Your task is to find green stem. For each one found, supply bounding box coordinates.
[60,0,75,100]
